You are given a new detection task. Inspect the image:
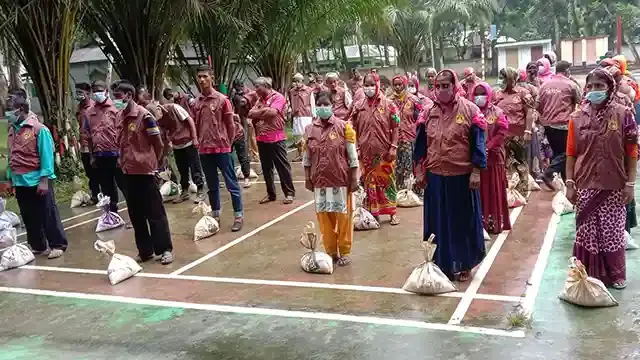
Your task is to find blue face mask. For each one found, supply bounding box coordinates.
[4,109,20,123]
[92,91,108,103]
[113,99,127,110]
[585,90,608,105]
[316,106,333,120]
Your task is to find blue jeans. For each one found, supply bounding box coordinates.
[200,153,243,217]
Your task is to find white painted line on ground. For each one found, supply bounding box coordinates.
[170,200,315,275]
[18,265,523,303]
[520,213,560,317]
[0,286,526,338]
[448,205,524,325]
[17,201,127,237]
[253,180,306,184]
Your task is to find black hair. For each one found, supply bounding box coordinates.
[232,79,243,87]
[115,81,136,97]
[556,60,572,74]
[196,65,213,74]
[110,80,123,92]
[8,88,27,99]
[162,88,173,99]
[315,90,333,105]
[75,82,91,92]
[91,80,107,90]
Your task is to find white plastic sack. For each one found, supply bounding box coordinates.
[624,231,639,250]
[0,197,6,213]
[192,202,219,241]
[299,222,333,274]
[353,188,379,230]
[559,257,618,307]
[157,169,172,182]
[507,189,527,208]
[94,240,142,285]
[0,223,17,250]
[70,190,91,208]
[397,175,423,208]
[403,234,458,295]
[508,173,520,190]
[0,211,21,227]
[235,166,258,180]
[188,181,198,193]
[160,181,181,202]
[0,244,35,271]
[551,173,565,192]
[95,194,125,233]
[552,190,574,215]
[483,229,491,241]
[528,175,541,191]
[72,175,84,191]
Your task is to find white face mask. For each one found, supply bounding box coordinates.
[364,86,376,98]
[474,95,488,108]
[408,86,417,94]
[538,66,545,74]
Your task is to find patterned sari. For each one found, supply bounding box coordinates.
[361,154,397,217]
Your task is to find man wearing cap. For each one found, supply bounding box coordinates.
[289,73,315,162]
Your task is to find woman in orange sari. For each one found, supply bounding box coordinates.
[349,72,401,225]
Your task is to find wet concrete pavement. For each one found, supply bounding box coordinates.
[1,159,640,359]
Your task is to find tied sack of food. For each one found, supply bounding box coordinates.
[70,190,92,208]
[558,257,618,307]
[235,166,259,180]
[507,173,527,208]
[0,244,34,271]
[483,229,491,241]
[299,222,333,274]
[552,187,574,215]
[397,175,423,208]
[160,180,181,202]
[353,187,379,230]
[0,199,21,228]
[624,231,639,250]
[95,194,125,232]
[188,181,198,193]
[403,234,458,295]
[192,202,219,241]
[94,240,142,285]
[0,222,17,249]
[528,174,541,191]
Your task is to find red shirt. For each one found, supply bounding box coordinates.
[253,90,287,143]
[192,89,235,154]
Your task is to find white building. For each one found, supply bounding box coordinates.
[495,39,553,70]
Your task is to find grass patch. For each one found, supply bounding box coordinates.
[506,305,533,329]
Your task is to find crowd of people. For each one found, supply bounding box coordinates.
[4,52,639,289]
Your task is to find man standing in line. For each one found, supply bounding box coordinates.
[5,88,67,259]
[537,60,582,189]
[420,68,438,100]
[192,66,244,231]
[325,72,352,120]
[163,88,195,113]
[249,77,296,205]
[75,82,100,204]
[289,73,315,162]
[85,80,127,213]
[461,67,480,100]
[113,81,173,264]
[231,80,260,162]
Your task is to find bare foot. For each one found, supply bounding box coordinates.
[458,271,472,282]
[336,256,352,266]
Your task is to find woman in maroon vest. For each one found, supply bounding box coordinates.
[413,69,487,282]
[303,91,359,266]
[566,69,638,289]
[472,82,511,234]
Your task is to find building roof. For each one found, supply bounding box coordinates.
[70,47,107,64]
[495,39,552,49]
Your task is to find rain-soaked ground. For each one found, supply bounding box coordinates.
[1,153,640,360]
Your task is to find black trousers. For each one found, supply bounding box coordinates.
[173,145,203,191]
[81,152,100,199]
[94,155,127,212]
[15,181,68,252]
[233,137,251,178]
[257,140,295,199]
[124,174,172,258]
[543,127,568,180]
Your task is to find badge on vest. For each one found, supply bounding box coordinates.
[487,116,496,125]
[404,102,412,110]
[378,105,385,114]
[329,131,338,140]
[608,119,618,132]
[22,131,35,141]
[129,123,137,132]
[455,114,465,124]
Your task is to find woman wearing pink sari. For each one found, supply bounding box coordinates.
[473,82,511,234]
[566,69,637,289]
[537,58,554,83]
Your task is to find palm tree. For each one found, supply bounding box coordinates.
[0,0,85,180]
[83,0,206,97]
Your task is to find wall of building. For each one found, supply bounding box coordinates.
[560,37,609,65]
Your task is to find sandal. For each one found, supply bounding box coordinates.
[260,196,276,204]
[336,256,352,267]
[390,215,400,226]
[612,281,627,289]
[283,196,294,204]
[458,271,472,282]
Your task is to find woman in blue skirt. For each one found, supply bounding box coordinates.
[414,69,487,282]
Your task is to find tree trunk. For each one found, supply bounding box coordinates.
[384,43,390,67]
[553,15,562,59]
[339,39,349,69]
[357,42,365,67]
[7,47,23,90]
[302,51,311,74]
[437,36,445,70]
[625,34,640,65]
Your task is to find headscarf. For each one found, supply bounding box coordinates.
[613,55,630,76]
[463,67,475,79]
[364,71,381,105]
[434,69,463,105]
[518,69,528,83]
[544,51,557,65]
[600,58,616,68]
[408,73,420,88]
[584,68,616,123]
[503,67,520,89]
[392,74,408,87]
[537,58,553,82]
[471,82,494,109]
[293,73,304,82]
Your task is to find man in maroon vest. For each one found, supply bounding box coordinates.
[537,60,582,189]
[163,88,195,114]
[76,82,100,204]
[85,80,127,213]
[192,65,244,232]
[289,73,315,162]
[325,72,352,120]
[6,88,67,259]
[113,81,173,265]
